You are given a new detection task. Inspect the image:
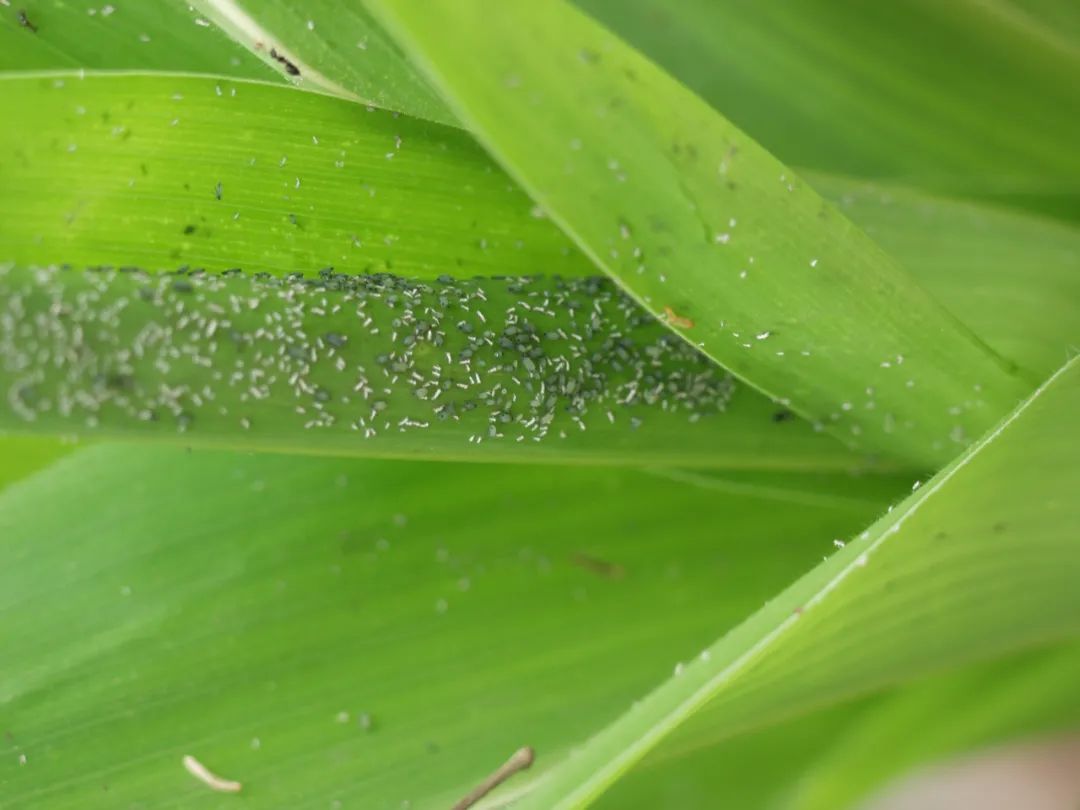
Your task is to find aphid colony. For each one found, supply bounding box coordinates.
[0,264,736,444]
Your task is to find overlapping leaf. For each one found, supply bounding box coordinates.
[577,0,1080,221]
[363,0,1036,467]
[0,0,274,80]
[186,0,454,123]
[0,445,897,808]
[514,356,1080,808]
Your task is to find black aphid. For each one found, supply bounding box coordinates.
[270,47,301,77]
[17,9,37,32]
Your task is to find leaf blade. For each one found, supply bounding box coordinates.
[362,0,1035,466]
[0,445,897,807]
[515,354,1080,808]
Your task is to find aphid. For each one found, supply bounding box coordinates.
[182,755,242,793]
[662,305,694,329]
[451,746,535,810]
[1,267,739,449]
[269,47,301,77]
[17,9,37,32]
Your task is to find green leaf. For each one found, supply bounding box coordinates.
[821,175,1080,377]
[589,641,1080,809]
[788,641,1080,810]
[362,0,1035,467]
[0,72,591,280]
[0,71,871,469]
[4,72,1075,386]
[513,355,1080,808]
[0,435,74,493]
[576,0,1080,220]
[0,445,897,807]
[0,0,275,80]
[187,0,455,125]
[0,263,862,469]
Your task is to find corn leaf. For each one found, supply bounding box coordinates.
[0,446,898,808]
[577,0,1080,221]
[362,0,1036,467]
[513,355,1080,808]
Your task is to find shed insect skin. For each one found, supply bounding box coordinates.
[269,47,301,77]
[17,10,37,32]
[662,305,694,329]
[451,746,535,810]
[182,755,243,793]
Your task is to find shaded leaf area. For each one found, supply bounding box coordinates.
[577,0,1080,221]
[0,0,275,81]
[0,265,862,469]
[0,73,593,280]
[0,444,900,808]
[593,641,1080,809]
[515,356,1080,808]
[364,0,1035,468]
[817,175,1080,378]
[187,0,455,125]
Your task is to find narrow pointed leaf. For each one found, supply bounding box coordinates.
[4,73,1075,387]
[363,0,1035,466]
[0,0,275,80]
[0,73,591,280]
[515,355,1080,808]
[186,0,455,125]
[576,0,1080,219]
[821,175,1080,377]
[0,446,896,808]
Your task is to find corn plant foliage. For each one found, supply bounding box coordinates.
[0,73,590,281]
[516,356,1080,808]
[3,71,1079,381]
[363,0,1036,468]
[1,1,1079,809]
[2,72,1076,381]
[0,0,274,80]
[597,641,1080,809]
[0,435,72,492]
[0,262,856,468]
[577,0,1080,222]
[0,446,899,808]
[186,0,455,125]
[4,73,1078,466]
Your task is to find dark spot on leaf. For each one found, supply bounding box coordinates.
[270,47,301,76]
[17,10,37,32]
[570,552,625,580]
